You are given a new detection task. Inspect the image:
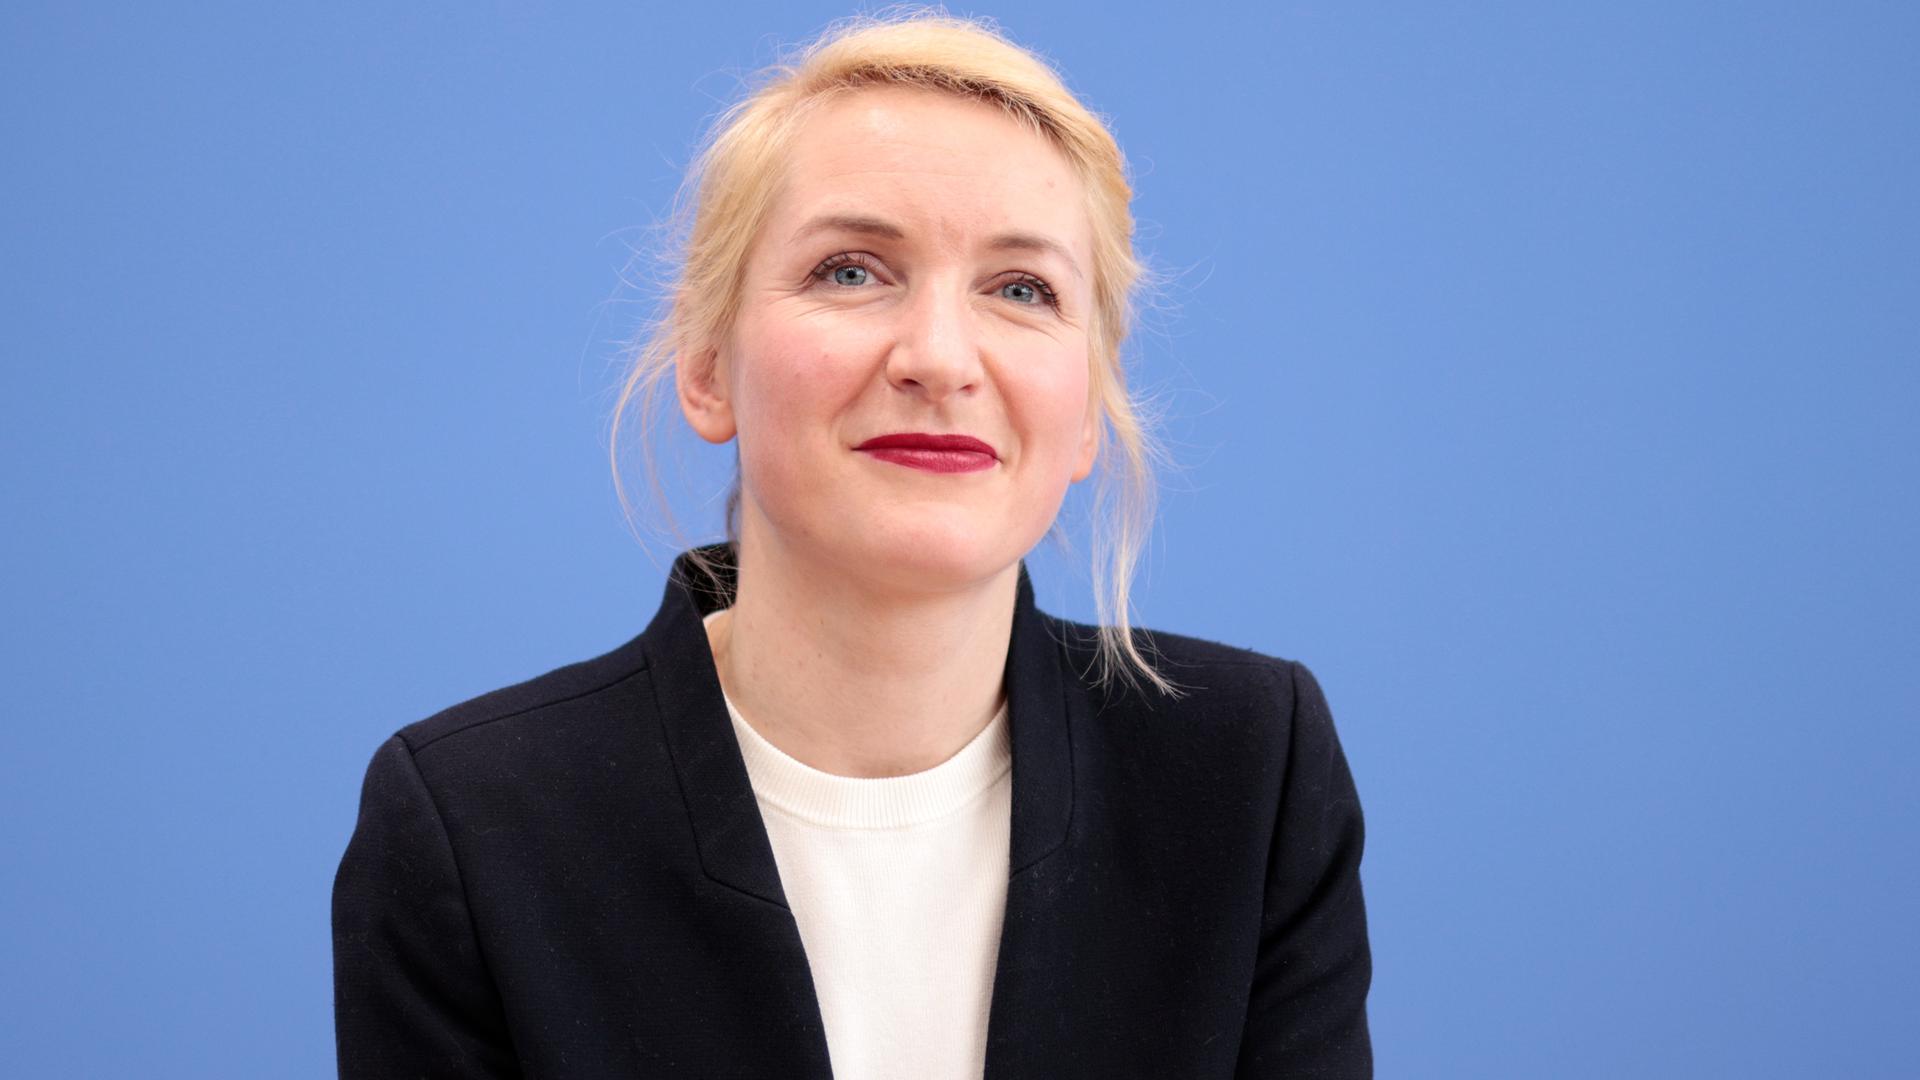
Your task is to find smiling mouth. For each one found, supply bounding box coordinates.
[854,432,999,474]
[856,446,998,474]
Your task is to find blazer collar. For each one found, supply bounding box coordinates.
[640,542,1074,908]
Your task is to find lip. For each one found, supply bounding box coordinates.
[856,432,998,457]
[855,432,999,474]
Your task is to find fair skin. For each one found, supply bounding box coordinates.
[676,85,1100,778]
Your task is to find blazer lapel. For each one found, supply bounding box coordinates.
[983,557,1080,1077]
[640,545,835,1078]
[641,542,1077,1075]
[643,545,791,907]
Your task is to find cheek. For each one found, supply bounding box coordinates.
[1013,353,1093,466]
[732,314,831,431]
[727,307,880,480]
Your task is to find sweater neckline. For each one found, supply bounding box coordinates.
[703,608,1013,831]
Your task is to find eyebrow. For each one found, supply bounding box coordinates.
[789,213,1084,281]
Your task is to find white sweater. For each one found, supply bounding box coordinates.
[703,609,1013,1080]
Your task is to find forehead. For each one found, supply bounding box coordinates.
[767,85,1090,249]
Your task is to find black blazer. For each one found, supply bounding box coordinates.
[333,544,1372,1078]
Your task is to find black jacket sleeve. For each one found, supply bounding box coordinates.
[1234,661,1374,1078]
[332,734,520,1078]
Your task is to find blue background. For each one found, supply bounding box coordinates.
[3,2,1915,1076]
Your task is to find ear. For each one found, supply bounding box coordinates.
[676,343,737,445]
[1070,400,1101,483]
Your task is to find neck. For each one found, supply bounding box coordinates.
[704,524,1017,780]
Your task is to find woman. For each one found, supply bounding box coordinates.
[333,13,1371,1078]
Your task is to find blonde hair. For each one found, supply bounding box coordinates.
[609,9,1185,698]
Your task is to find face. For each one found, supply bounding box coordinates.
[678,86,1100,593]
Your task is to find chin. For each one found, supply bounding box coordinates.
[831,518,1018,592]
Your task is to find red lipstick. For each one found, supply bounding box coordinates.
[855,432,998,474]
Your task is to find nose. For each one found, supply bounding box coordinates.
[885,277,983,400]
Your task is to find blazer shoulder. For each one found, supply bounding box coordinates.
[1046,612,1305,685]
[392,629,652,755]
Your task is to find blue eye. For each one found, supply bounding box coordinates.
[830,264,869,287]
[1000,276,1059,307]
